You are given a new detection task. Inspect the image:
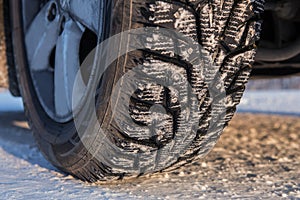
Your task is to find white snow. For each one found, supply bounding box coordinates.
[238,89,300,116]
[0,90,23,112]
[0,88,299,199]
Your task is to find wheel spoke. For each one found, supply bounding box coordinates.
[54,19,84,117]
[64,0,102,34]
[24,1,97,121]
[25,2,60,71]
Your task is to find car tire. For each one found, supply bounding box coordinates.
[5,0,265,182]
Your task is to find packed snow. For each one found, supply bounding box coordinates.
[0,89,299,199]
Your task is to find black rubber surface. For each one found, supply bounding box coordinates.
[6,0,265,182]
[3,0,21,96]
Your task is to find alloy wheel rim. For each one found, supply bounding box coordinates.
[22,0,104,122]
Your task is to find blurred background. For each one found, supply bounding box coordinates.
[0,0,299,114]
[1,0,299,114]
[0,0,7,88]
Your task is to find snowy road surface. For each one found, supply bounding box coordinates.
[239,90,300,116]
[0,89,299,199]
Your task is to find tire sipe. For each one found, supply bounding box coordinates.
[5,0,265,182]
